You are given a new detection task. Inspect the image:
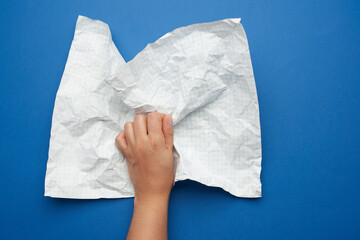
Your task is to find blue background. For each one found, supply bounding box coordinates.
[0,0,359,239]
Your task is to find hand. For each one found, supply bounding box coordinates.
[116,113,174,239]
[116,112,174,202]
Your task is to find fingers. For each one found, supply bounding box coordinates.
[121,112,170,151]
[134,114,147,140]
[115,131,129,154]
[124,122,135,148]
[147,112,165,138]
[162,115,174,148]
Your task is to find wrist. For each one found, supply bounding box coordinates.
[134,193,170,210]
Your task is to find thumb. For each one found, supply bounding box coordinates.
[162,114,174,148]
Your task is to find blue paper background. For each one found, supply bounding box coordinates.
[0,0,359,239]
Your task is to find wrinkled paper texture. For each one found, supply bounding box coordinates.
[45,16,262,199]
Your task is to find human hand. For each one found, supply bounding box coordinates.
[116,112,174,202]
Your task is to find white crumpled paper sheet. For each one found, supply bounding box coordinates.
[45,15,262,199]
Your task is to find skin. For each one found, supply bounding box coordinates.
[115,112,174,240]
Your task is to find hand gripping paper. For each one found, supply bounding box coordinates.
[45,16,262,199]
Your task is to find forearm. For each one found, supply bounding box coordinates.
[127,195,169,240]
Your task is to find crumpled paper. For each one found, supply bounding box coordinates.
[45,15,262,199]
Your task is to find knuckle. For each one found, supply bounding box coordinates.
[125,154,134,164]
[147,112,156,119]
[135,144,145,154]
[130,159,138,168]
[150,135,162,148]
[149,141,157,149]
[134,114,145,121]
[148,112,162,120]
[124,122,133,130]
[136,136,146,146]
[115,134,122,144]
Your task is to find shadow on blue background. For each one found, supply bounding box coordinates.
[0,0,359,239]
